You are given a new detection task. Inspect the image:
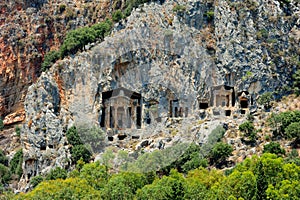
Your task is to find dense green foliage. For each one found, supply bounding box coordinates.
[12,153,300,200]
[15,126,21,137]
[9,149,23,179]
[0,150,8,166]
[70,144,92,164]
[257,92,274,110]
[41,0,153,70]
[292,69,300,95]
[66,126,82,146]
[17,178,101,200]
[268,110,300,142]
[112,10,124,22]
[209,142,233,166]
[45,167,67,180]
[239,121,257,142]
[0,164,11,185]
[0,118,3,131]
[263,142,286,156]
[29,175,44,188]
[66,126,92,163]
[41,50,60,71]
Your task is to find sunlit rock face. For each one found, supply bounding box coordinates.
[20,0,299,189]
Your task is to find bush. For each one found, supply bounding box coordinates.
[41,50,60,71]
[205,11,214,22]
[0,164,11,184]
[15,126,21,137]
[172,5,186,13]
[257,92,273,110]
[263,142,285,156]
[210,142,233,166]
[46,167,67,180]
[239,121,256,142]
[76,125,105,153]
[66,126,82,146]
[285,122,300,140]
[0,118,4,131]
[112,10,124,22]
[10,149,23,179]
[268,110,300,139]
[71,144,92,164]
[292,69,300,95]
[16,178,101,199]
[0,150,8,166]
[30,175,44,188]
[91,21,112,40]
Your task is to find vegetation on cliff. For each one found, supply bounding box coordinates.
[7,153,300,200]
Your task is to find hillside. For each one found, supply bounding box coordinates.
[0,0,299,195]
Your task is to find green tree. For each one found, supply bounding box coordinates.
[263,142,285,156]
[91,21,112,40]
[210,142,233,167]
[66,126,82,146]
[16,178,101,199]
[257,92,273,110]
[78,161,109,190]
[70,144,92,164]
[30,175,44,188]
[0,118,4,131]
[135,169,186,200]
[239,121,257,142]
[46,167,67,180]
[101,172,148,200]
[0,164,11,185]
[0,150,8,166]
[285,122,300,141]
[268,110,300,138]
[112,10,124,22]
[77,125,105,153]
[292,69,300,95]
[217,171,257,200]
[41,50,60,71]
[10,149,23,179]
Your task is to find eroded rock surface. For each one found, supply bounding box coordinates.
[20,0,299,189]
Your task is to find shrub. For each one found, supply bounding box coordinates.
[0,150,8,166]
[41,50,60,71]
[71,144,92,164]
[239,121,256,142]
[76,125,105,153]
[10,149,23,179]
[257,92,273,110]
[292,69,300,95]
[285,122,300,141]
[15,126,21,137]
[91,21,112,40]
[16,178,101,199]
[263,142,285,156]
[0,164,11,184]
[46,167,67,180]
[66,126,82,146]
[0,118,4,131]
[112,10,124,22]
[30,175,44,188]
[210,142,233,166]
[268,110,300,138]
[205,11,214,22]
[172,5,186,13]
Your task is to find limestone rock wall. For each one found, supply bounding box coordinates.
[20,0,299,188]
[0,0,118,124]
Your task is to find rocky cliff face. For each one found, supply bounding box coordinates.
[0,0,120,124]
[19,0,299,189]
